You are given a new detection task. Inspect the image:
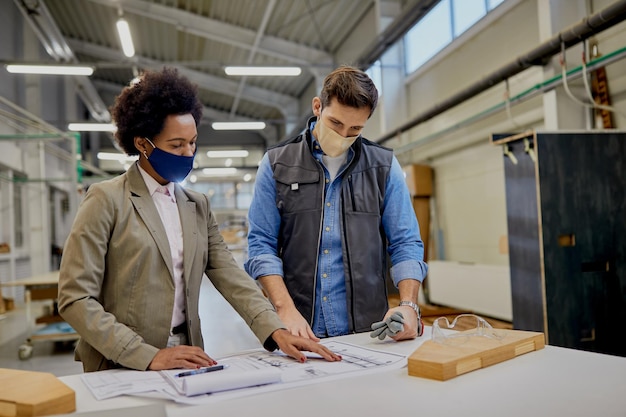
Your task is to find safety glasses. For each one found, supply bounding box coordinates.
[432,314,505,345]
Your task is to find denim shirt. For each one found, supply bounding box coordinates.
[245,125,428,337]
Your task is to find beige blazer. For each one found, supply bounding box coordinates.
[58,163,283,372]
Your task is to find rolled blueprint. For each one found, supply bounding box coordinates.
[181,367,282,396]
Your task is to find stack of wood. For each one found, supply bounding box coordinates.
[402,164,433,261]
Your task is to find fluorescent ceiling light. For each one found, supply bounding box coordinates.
[68,123,117,132]
[116,18,135,58]
[97,152,138,162]
[206,150,249,158]
[6,64,94,76]
[212,122,266,130]
[224,66,302,76]
[202,168,237,176]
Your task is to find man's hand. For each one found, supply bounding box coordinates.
[276,305,320,341]
[370,312,405,340]
[386,305,419,341]
[370,306,419,341]
[270,329,342,363]
[148,345,217,370]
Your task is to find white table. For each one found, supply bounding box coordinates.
[58,328,626,417]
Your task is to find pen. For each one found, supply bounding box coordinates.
[175,364,226,378]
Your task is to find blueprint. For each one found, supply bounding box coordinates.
[82,340,407,405]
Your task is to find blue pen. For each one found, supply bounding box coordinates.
[175,364,226,378]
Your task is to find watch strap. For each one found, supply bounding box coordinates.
[398,300,420,317]
[398,301,424,337]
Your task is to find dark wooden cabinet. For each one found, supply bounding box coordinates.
[493,131,626,356]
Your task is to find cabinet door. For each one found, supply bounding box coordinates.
[502,135,545,333]
[537,132,626,356]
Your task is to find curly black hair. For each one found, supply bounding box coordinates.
[110,67,203,155]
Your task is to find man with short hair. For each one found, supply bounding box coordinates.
[245,65,428,341]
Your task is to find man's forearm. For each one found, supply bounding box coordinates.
[397,278,420,304]
[258,274,296,311]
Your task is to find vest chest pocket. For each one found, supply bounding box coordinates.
[273,164,321,213]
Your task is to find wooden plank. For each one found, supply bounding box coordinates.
[408,329,545,381]
[29,287,57,301]
[0,369,75,416]
[490,129,535,145]
[0,271,59,288]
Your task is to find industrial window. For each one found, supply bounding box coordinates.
[366,60,383,97]
[404,0,506,74]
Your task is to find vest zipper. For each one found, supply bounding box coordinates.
[347,175,355,211]
[341,182,356,332]
[311,161,325,326]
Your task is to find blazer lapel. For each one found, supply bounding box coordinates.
[174,185,197,284]
[127,164,175,276]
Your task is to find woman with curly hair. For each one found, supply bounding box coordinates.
[58,67,340,372]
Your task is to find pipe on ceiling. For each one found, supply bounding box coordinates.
[374,0,626,144]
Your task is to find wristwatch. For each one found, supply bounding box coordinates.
[399,300,420,316]
[399,300,424,337]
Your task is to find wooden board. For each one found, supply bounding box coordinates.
[0,369,75,417]
[408,329,545,381]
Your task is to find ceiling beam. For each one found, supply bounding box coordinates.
[83,0,333,67]
[92,79,265,124]
[67,39,300,122]
[91,79,274,146]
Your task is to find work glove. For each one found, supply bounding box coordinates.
[369,312,405,340]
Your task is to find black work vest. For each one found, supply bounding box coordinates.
[267,124,393,333]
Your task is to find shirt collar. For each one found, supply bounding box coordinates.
[137,163,177,201]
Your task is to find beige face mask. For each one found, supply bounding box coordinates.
[314,117,359,157]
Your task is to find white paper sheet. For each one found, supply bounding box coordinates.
[80,369,170,400]
[80,340,406,405]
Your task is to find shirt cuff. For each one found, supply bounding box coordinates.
[390,259,428,287]
[244,254,284,280]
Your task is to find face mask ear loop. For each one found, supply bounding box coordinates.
[144,137,156,148]
[142,137,156,159]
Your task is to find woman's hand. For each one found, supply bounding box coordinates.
[148,345,216,370]
[270,329,342,363]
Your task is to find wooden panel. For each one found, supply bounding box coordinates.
[408,329,545,381]
[412,197,430,261]
[403,164,433,197]
[28,287,57,301]
[0,369,75,416]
